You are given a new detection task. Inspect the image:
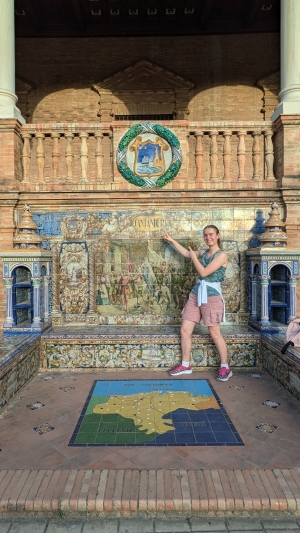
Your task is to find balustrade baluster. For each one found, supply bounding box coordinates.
[186,132,191,181]
[65,132,74,181]
[79,132,89,182]
[109,132,114,181]
[237,131,246,181]
[194,131,203,184]
[209,130,218,181]
[222,131,232,180]
[252,131,261,180]
[264,130,275,180]
[51,132,60,180]
[95,132,104,182]
[21,133,31,183]
[36,133,45,182]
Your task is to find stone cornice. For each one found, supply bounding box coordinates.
[15,192,282,211]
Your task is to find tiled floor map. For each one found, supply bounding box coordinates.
[69,380,244,446]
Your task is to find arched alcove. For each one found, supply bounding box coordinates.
[12,266,33,326]
[269,264,290,325]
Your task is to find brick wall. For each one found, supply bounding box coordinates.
[0,121,23,187]
[15,33,280,123]
[0,29,298,334]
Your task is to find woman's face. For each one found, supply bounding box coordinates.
[203,227,219,246]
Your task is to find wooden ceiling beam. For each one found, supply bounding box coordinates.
[14,0,279,37]
[198,0,215,29]
[71,0,86,32]
[25,0,42,32]
[243,0,264,28]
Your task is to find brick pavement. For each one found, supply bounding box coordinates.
[0,468,300,518]
[1,369,300,519]
[1,369,300,471]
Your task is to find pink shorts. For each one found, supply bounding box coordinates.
[181,292,224,326]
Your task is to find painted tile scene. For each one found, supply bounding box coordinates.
[30,207,252,327]
[70,379,243,447]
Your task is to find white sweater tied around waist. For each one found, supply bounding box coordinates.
[197,279,226,322]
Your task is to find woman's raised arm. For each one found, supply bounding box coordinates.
[163,233,191,258]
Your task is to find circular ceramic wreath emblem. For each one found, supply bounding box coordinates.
[116,123,182,188]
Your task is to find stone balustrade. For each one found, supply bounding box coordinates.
[190,121,275,187]
[21,123,107,189]
[20,121,275,189]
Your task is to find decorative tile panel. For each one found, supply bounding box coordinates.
[31,207,255,326]
[42,327,259,369]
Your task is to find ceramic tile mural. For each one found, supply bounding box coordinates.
[69,379,244,447]
[42,337,257,369]
[0,337,41,409]
[32,206,267,326]
[261,339,300,402]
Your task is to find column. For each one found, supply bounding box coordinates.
[250,274,258,320]
[272,0,300,119]
[3,277,14,327]
[50,241,63,325]
[194,131,203,184]
[32,277,42,328]
[259,275,271,325]
[86,243,98,324]
[289,275,299,321]
[44,275,51,322]
[0,0,25,123]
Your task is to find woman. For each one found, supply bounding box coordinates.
[163,225,232,382]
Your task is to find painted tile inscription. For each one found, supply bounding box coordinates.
[69,379,244,446]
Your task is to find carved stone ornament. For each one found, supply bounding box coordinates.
[116,123,182,188]
[259,201,288,248]
[13,204,42,249]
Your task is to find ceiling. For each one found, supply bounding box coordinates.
[15,0,280,38]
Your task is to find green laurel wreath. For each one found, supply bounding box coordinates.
[116,123,182,188]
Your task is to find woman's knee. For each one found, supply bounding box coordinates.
[180,326,190,338]
[180,321,195,338]
[208,326,222,341]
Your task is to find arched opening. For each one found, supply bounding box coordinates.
[12,266,33,326]
[269,264,290,325]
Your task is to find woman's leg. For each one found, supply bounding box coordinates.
[208,325,228,364]
[208,324,232,381]
[169,293,199,375]
[180,319,196,363]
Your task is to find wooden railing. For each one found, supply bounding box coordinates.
[20,121,275,189]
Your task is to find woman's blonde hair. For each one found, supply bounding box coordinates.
[203,224,223,249]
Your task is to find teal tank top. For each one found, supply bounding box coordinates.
[191,249,226,297]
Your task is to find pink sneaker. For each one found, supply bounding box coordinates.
[216,367,233,382]
[169,362,192,376]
